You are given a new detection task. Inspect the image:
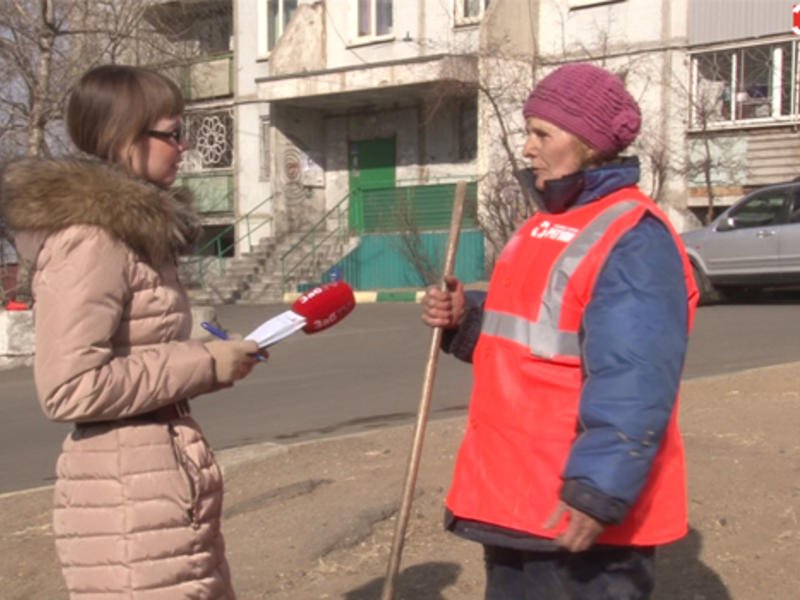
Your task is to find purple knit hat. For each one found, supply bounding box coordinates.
[522,63,641,155]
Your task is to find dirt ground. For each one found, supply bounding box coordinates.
[2,361,799,599]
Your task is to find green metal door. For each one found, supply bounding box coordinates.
[348,137,396,232]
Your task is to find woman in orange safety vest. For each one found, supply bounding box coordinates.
[422,63,698,599]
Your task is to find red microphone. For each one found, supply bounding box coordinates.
[245,281,356,347]
[291,280,356,333]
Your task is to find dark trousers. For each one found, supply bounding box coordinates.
[483,544,656,600]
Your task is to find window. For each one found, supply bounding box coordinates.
[458,97,477,161]
[789,188,800,223]
[727,190,789,229]
[268,0,298,51]
[692,41,795,128]
[455,0,489,24]
[197,225,235,257]
[183,109,234,171]
[258,0,298,55]
[357,0,392,38]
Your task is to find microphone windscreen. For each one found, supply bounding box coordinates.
[291,280,356,334]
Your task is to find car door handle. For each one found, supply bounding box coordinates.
[756,229,776,238]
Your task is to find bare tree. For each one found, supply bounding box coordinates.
[422,43,537,264]
[0,0,233,304]
[635,130,673,202]
[393,195,441,286]
[0,0,228,160]
[0,1,118,158]
[673,54,747,225]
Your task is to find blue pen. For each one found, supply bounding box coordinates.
[201,321,267,361]
[201,321,229,340]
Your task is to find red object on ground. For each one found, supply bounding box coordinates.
[5,300,29,311]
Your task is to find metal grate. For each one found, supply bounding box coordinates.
[359,182,479,233]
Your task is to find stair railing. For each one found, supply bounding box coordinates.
[278,178,478,293]
[181,194,274,291]
[280,191,351,293]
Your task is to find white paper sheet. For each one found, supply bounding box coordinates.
[244,310,307,348]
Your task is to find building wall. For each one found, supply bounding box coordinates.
[251,1,486,231]
[272,104,326,235]
[227,0,800,263]
[690,0,793,46]
[321,95,476,210]
[234,0,275,250]
[324,106,415,211]
[530,0,800,217]
[269,1,326,76]
[687,39,800,208]
[684,1,799,215]
[537,0,685,58]
[744,132,800,186]
[321,0,481,70]
[533,0,693,210]
[687,129,800,207]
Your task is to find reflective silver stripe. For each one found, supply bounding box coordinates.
[483,201,641,358]
[482,310,580,357]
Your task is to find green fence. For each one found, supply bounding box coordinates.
[318,229,485,291]
[354,182,479,233]
[292,181,484,290]
[175,172,234,213]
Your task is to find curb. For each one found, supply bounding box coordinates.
[283,290,425,304]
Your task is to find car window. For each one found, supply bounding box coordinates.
[727,190,790,229]
[790,190,800,223]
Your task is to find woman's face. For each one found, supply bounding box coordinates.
[523,117,592,191]
[126,115,186,188]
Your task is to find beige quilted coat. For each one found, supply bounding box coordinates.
[2,159,235,599]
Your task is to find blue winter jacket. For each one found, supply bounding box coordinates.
[443,159,689,538]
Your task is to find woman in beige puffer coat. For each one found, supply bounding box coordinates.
[0,65,262,599]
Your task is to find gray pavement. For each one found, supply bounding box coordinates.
[0,302,475,493]
[5,298,800,494]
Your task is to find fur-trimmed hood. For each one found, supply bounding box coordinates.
[1,158,201,266]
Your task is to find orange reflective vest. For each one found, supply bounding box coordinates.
[446,187,698,546]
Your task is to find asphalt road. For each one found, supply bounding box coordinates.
[2,297,800,494]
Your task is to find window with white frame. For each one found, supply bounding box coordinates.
[258,0,298,56]
[691,41,796,128]
[455,0,489,25]
[356,0,392,39]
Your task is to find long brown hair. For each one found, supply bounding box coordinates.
[66,65,184,168]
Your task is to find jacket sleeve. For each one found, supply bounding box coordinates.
[32,227,216,423]
[560,215,689,523]
[440,290,486,363]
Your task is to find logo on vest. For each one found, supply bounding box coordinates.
[530,220,578,243]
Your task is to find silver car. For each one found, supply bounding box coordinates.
[680,180,800,303]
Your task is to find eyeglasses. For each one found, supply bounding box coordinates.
[146,127,185,144]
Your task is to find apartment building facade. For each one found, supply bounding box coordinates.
[686,0,800,216]
[150,0,800,291]
[227,0,499,290]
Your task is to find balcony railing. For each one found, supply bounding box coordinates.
[161,53,234,101]
[175,172,234,213]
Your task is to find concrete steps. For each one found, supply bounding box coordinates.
[184,231,351,306]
